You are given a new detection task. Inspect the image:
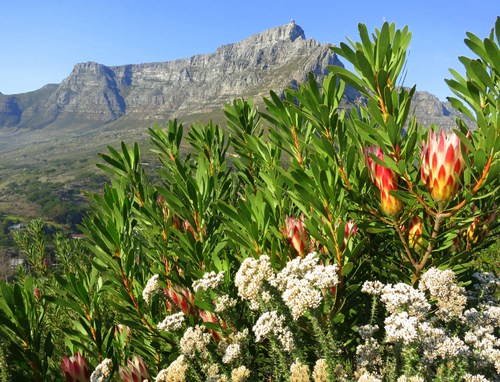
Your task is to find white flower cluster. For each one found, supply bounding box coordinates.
[155,355,188,382]
[356,338,382,370]
[380,283,430,318]
[235,255,274,310]
[271,252,339,319]
[272,252,339,291]
[419,267,467,321]
[214,294,237,313]
[217,329,248,361]
[192,271,225,292]
[157,312,185,332]
[143,274,161,304]
[281,278,322,320]
[384,312,419,344]
[312,359,328,382]
[179,325,211,358]
[231,365,251,382]
[356,369,382,382]
[361,280,384,296]
[222,343,241,364]
[90,358,113,382]
[290,359,310,381]
[397,376,425,382]
[463,373,491,382]
[203,363,228,381]
[358,268,500,379]
[253,311,295,352]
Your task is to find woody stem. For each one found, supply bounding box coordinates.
[412,208,444,284]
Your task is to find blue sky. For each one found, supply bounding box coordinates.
[0,0,498,100]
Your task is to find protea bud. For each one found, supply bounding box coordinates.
[61,352,90,382]
[284,214,309,256]
[365,146,403,216]
[408,216,424,252]
[118,355,150,382]
[335,220,358,251]
[421,130,466,202]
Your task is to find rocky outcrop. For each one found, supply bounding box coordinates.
[411,91,468,129]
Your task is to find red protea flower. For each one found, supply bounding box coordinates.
[365,146,403,216]
[61,352,90,382]
[118,355,150,382]
[284,214,309,256]
[421,130,466,202]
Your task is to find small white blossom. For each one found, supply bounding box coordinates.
[253,311,295,352]
[397,376,425,382]
[222,343,241,364]
[155,355,188,382]
[419,267,467,321]
[214,294,238,313]
[235,255,274,309]
[380,283,430,318]
[384,312,419,344]
[143,274,161,304]
[231,365,251,382]
[290,359,310,382]
[179,325,211,358]
[90,358,113,382]
[157,312,185,332]
[282,278,322,319]
[192,271,225,292]
[361,280,385,296]
[463,373,491,382]
[312,359,328,382]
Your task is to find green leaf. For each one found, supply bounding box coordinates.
[342,262,354,276]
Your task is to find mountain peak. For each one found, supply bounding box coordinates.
[236,20,306,47]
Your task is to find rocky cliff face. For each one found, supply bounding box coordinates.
[0,21,343,129]
[0,21,462,132]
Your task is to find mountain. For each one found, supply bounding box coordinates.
[0,21,348,132]
[0,21,461,136]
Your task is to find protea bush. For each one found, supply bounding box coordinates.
[0,19,499,382]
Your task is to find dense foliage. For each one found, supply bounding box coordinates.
[0,20,499,381]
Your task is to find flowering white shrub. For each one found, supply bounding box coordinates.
[356,267,500,380]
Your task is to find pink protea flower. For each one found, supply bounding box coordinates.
[118,355,150,382]
[284,214,309,256]
[61,352,90,382]
[365,146,403,216]
[421,130,466,202]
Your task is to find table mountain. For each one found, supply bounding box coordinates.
[1,21,347,131]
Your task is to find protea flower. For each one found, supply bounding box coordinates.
[118,355,150,382]
[61,352,90,382]
[365,146,403,216]
[421,130,466,202]
[284,214,309,256]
